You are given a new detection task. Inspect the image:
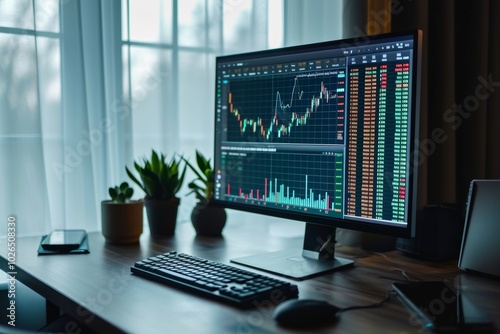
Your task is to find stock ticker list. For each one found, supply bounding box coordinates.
[346,60,410,223]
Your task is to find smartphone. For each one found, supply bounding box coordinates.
[41,229,87,251]
[393,281,494,333]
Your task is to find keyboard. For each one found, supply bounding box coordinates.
[131,251,299,308]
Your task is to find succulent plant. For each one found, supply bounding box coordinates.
[126,150,186,200]
[183,150,214,204]
[109,182,134,203]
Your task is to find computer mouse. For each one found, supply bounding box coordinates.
[273,298,341,328]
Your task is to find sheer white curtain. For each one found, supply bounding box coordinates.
[1,0,61,237]
[0,0,342,237]
[0,0,126,236]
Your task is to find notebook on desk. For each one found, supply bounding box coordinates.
[458,179,500,278]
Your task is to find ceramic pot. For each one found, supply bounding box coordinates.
[144,197,180,237]
[101,200,143,243]
[191,202,227,237]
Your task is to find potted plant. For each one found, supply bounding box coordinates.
[184,150,226,237]
[101,182,143,244]
[126,150,186,237]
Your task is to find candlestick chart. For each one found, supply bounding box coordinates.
[224,70,345,144]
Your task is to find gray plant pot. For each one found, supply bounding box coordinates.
[191,202,227,237]
[144,197,180,237]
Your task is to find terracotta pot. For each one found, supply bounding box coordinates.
[191,202,227,237]
[144,197,180,237]
[101,200,143,244]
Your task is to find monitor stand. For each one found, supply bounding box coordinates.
[230,223,354,280]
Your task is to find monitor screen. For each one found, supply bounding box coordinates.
[213,30,422,279]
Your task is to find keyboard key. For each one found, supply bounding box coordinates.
[156,268,197,283]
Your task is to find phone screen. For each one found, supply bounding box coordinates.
[42,229,86,250]
[393,281,493,332]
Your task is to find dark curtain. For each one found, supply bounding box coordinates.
[343,0,500,213]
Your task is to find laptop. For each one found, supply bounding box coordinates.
[458,179,500,277]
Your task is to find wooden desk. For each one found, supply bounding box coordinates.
[1,219,499,333]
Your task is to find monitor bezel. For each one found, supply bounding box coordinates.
[212,30,422,239]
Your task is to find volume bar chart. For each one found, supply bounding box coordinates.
[227,175,336,211]
[221,151,344,217]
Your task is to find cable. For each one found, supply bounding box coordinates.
[338,290,393,313]
[373,252,420,282]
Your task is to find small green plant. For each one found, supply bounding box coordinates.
[126,150,186,200]
[109,182,134,203]
[183,150,214,204]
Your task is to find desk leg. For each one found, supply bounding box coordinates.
[46,299,61,325]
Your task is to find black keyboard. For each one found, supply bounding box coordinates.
[131,251,298,308]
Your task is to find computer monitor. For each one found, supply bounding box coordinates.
[213,30,422,279]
